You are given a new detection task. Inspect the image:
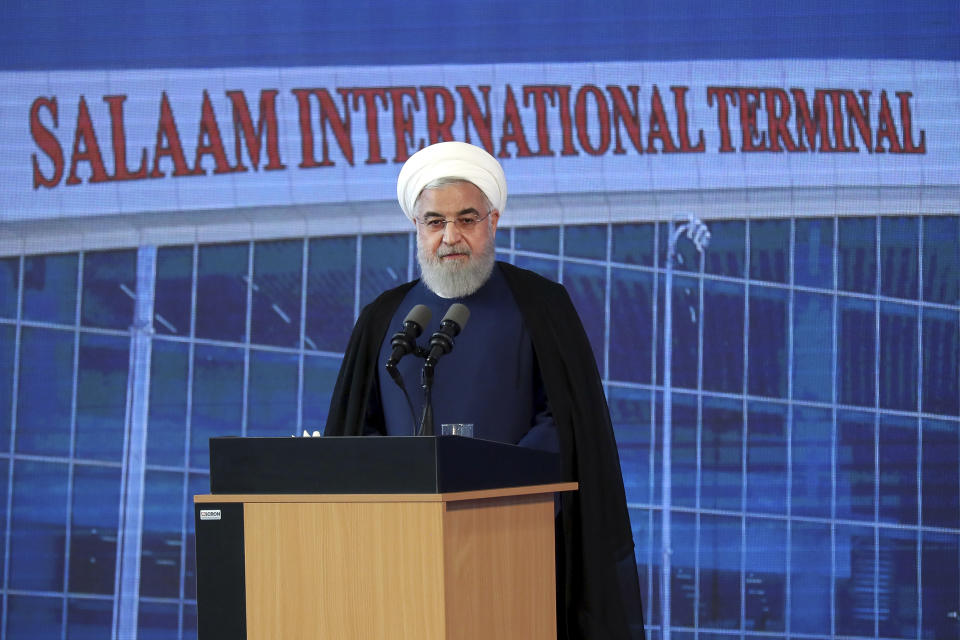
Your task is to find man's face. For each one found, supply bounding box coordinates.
[413,181,500,261]
[413,181,501,298]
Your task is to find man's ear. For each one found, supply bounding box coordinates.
[489,209,500,235]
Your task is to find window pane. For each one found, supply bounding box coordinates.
[69,464,121,594]
[140,470,184,598]
[837,296,875,407]
[790,521,832,634]
[17,326,73,456]
[184,605,198,640]
[879,414,918,525]
[196,243,248,342]
[75,332,129,462]
[611,222,655,266]
[250,239,302,348]
[921,419,959,529]
[838,216,877,294]
[0,256,19,318]
[0,325,14,454]
[880,216,919,300]
[746,401,786,514]
[750,219,789,283]
[702,279,744,394]
[67,597,112,639]
[794,217,833,289]
[80,249,136,330]
[701,396,742,512]
[0,459,7,579]
[7,595,63,638]
[878,528,918,638]
[791,406,832,518]
[562,261,605,371]
[792,291,833,402]
[835,524,876,636]
[744,518,785,632]
[837,410,876,521]
[495,225,511,250]
[609,268,653,384]
[514,255,558,282]
[922,215,959,304]
[306,236,356,352]
[921,532,959,640]
[668,392,698,508]
[303,355,342,434]
[748,285,788,398]
[662,274,700,390]
[23,252,78,325]
[190,344,244,469]
[147,339,189,467]
[247,349,298,437]
[879,302,918,411]
[699,514,741,629]
[137,601,180,640]
[10,460,68,591]
[704,220,745,278]
[609,387,653,506]
[360,233,408,308]
[154,245,193,336]
[647,510,662,628]
[564,224,606,260]
[922,307,959,416]
[515,226,559,254]
[670,511,697,627]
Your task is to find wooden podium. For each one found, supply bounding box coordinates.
[194,437,576,640]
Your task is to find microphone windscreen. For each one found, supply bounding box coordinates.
[442,303,470,331]
[404,304,432,333]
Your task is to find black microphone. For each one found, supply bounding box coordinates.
[423,303,470,372]
[419,303,470,437]
[385,304,431,435]
[385,304,432,370]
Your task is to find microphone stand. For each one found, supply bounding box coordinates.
[418,360,437,436]
[415,303,469,437]
[387,346,429,436]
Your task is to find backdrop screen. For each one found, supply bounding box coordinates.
[0,2,958,639]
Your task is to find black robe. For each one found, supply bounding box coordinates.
[325,261,646,639]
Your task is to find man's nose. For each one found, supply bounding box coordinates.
[442,220,462,244]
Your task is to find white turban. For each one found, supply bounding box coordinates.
[396,141,507,220]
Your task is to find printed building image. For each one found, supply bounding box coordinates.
[0,3,958,639]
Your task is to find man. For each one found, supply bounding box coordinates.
[325,141,645,639]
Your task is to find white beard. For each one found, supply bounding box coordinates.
[417,231,496,299]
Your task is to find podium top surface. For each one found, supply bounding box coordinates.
[195,482,578,504]
[208,435,566,494]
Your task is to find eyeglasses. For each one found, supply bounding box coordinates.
[416,211,493,233]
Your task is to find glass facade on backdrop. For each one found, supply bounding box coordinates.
[0,214,957,639]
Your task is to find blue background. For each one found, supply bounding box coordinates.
[2,0,958,71]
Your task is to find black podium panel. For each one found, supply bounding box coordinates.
[209,435,562,494]
[194,502,246,640]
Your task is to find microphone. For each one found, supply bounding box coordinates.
[419,303,470,437]
[385,304,432,370]
[385,304,431,435]
[423,303,470,372]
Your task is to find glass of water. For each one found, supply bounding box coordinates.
[441,423,474,437]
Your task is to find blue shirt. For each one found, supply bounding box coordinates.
[373,264,558,451]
